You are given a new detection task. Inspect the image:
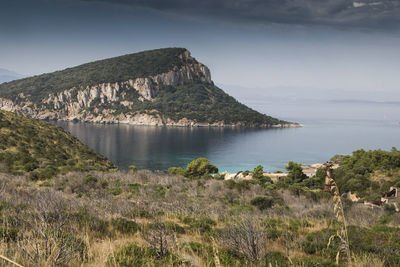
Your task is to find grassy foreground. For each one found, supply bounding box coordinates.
[1,168,399,267]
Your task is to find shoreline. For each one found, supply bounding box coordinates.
[45,118,303,128]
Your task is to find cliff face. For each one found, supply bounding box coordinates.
[0,51,213,125]
[0,48,297,127]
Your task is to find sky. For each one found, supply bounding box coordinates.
[1,0,400,104]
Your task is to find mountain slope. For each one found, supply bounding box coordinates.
[0,48,296,127]
[0,110,115,179]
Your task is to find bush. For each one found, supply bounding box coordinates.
[129,165,137,173]
[0,227,18,242]
[166,222,185,234]
[263,251,290,267]
[184,158,218,179]
[111,218,139,234]
[168,167,185,176]
[181,216,216,234]
[218,248,247,266]
[292,257,340,266]
[250,196,274,210]
[111,244,184,266]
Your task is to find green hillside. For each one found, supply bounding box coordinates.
[0,48,188,102]
[0,110,115,179]
[108,83,284,125]
[0,48,293,126]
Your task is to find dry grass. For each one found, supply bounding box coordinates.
[0,170,399,266]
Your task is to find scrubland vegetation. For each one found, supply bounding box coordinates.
[0,110,115,179]
[1,110,400,266]
[1,159,400,266]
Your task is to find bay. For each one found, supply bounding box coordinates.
[52,99,400,173]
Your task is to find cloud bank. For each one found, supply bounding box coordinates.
[82,0,400,29]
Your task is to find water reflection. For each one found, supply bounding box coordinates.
[53,120,400,173]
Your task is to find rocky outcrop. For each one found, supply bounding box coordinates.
[0,50,216,125]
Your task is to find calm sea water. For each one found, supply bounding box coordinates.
[52,100,400,173]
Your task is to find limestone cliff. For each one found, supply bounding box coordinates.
[0,48,297,127]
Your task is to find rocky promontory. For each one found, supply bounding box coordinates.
[0,48,299,127]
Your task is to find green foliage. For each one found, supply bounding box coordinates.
[184,158,218,179]
[168,167,185,176]
[110,244,184,267]
[218,248,247,266]
[286,161,308,183]
[111,218,139,234]
[73,208,111,237]
[303,225,400,266]
[224,179,256,193]
[252,165,264,179]
[262,251,290,267]
[0,227,18,242]
[181,216,217,235]
[165,222,185,234]
[0,110,115,178]
[333,149,400,197]
[147,83,286,126]
[250,196,274,210]
[292,257,341,267]
[129,165,137,173]
[251,165,273,185]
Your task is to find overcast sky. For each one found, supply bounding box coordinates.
[1,0,400,100]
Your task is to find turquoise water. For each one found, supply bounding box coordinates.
[53,114,400,173]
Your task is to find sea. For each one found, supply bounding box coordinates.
[53,96,400,173]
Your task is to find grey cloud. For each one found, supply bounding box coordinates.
[81,0,400,29]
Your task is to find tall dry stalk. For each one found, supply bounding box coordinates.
[324,165,352,265]
[210,237,221,267]
[0,255,24,267]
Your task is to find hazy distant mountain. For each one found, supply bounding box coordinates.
[0,68,23,84]
[0,48,297,128]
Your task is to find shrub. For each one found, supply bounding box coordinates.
[263,251,290,267]
[250,196,274,210]
[84,174,98,185]
[111,218,139,234]
[292,257,340,266]
[181,216,216,234]
[165,222,185,234]
[184,158,218,179]
[129,165,137,173]
[168,167,185,176]
[111,244,184,267]
[0,227,18,242]
[218,248,247,266]
[252,165,264,180]
[221,216,267,261]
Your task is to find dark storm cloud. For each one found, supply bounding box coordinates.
[81,0,400,29]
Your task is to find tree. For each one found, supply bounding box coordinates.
[184,158,218,179]
[252,165,264,180]
[251,165,272,185]
[286,161,307,183]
